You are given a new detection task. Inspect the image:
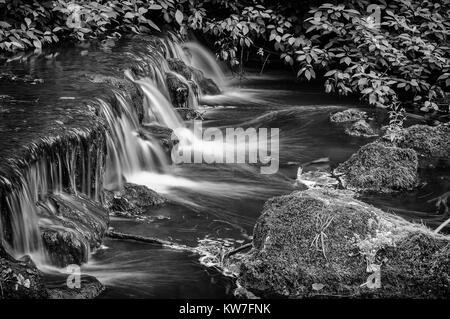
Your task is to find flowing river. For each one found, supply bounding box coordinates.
[0,35,448,298]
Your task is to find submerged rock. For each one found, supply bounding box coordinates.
[238,188,450,298]
[166,72,189,108]
[105,183,167,216]
[345,119,377,137]
[39,193,109,267]
[386,124,450,168]
[334,142,418,192]
[47,275,105,299]
[0,247,48,299]
[330,108,366,123]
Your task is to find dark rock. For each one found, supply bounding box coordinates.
[385,124,450,168]
[191,68,221,95]
[88,74,144,122]
[167,58,192,80]
[47,275,105,299]
[330,108,366,123]
[140,124,177,151]
[334,142,418,192]
[39,193,109,267]
[0,249,48,299]
[166,72,189,108]
[345,119,377,137]
[176,108,204,120]
[105,183,167,216]
[238,188,450,298]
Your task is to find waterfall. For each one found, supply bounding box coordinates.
[183,42,226,89]
[0,35,226,267]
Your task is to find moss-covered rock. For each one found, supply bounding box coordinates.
[238,188,450,298]
[166,72,189,108]
[176,108,204,120]
[0,247,48,299]
[139,124,176,152]
[330,108,366,123]
[104,183,167,216]
[39,193,109,267]
[167,58,192,80]
[47,275,105,299]
[387,124,450,168]
[191,68,221,95]
[334,142,418,192]
[345,120,377,137]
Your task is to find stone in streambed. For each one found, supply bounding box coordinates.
[39,193,109,267]
[139,124,177,151]
[0,247,48,299]
[190,68,221,95]
[345,119,377,137]
[238,188,450,298]
[334,142,418,192]
[105,183,167,216]
[166,72,189,108]
[47,274,105,299]
[167,58,193,80]
[166,58,221,95]
[330,108,366,123]
[382,124,450,168]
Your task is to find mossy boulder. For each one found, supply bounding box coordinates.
[39,193,109,267]
[0,247,48,299]
[334,142,418,192]
[238,188,450,298]
[389,124,450,168]
[166,72,189,108]
[191,68,221,95]
[104,183,167,216]
[167,58,192,80]
[139,124,177,152]
[47,274,105,299]
[345,120,377,138]
[176,108,204,120]
[330,108,366,123]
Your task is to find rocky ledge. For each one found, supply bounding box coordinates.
[237,188,450,298]
[39,193,110,267]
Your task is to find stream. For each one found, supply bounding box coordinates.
[1,35,449,298]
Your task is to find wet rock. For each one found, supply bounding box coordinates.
[0,247,48,299]
[330,108,366,123]
[345,119,377,137]
[166,72,189,108]
[47,275,105,299]
[39,193,109,267]
[140,124,177,151]
[385,124,450,168]
[88,74,144,122]
[176,108,204,120]
[191,68,221,95]
[238,188,450,298]
[334,142,418,192]
[167,58,193,80]
[105,183,167,216]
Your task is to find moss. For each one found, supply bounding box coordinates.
[330,108,366,123]
[334,142,418,192]
[394,124,450,167]
[167,58,192,80]
[238,188,450,298]
[166,72,189,108]
[345,120,377,138]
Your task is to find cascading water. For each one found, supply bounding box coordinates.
[183,42,227,89]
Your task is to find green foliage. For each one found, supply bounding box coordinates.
[1,0,449,121]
